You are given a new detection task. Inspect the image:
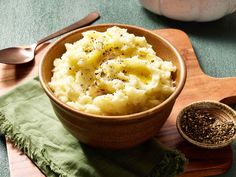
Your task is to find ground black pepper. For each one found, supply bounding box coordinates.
[180,108,236,144]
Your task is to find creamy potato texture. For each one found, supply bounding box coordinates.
[49,26,176,115]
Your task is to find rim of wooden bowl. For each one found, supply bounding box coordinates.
[39,23,187,121]
[176,100,236,149]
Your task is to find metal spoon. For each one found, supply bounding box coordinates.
[0,11,100,64]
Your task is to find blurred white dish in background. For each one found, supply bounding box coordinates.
[139,0,236,22]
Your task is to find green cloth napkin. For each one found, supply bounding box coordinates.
[0,77,186,177]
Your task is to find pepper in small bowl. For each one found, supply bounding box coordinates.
[176,100,236,149]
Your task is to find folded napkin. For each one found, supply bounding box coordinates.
[0,77,186,177]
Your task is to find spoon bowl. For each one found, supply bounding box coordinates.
[0,11,100,65]
[0,44,36,64]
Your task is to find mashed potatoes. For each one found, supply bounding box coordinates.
[49,26,176,115]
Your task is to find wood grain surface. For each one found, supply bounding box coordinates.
[1,29,235,177]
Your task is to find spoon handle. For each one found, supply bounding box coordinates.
[37,11,100,45]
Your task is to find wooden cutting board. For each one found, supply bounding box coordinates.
[1,29,236,177]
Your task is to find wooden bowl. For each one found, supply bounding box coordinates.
[176,100,236,149]
[39,24,186,149]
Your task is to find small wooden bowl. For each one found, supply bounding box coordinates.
[39,24,187,149]
[176,100,236,149]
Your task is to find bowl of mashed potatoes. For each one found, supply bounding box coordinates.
[39,24,186,149]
